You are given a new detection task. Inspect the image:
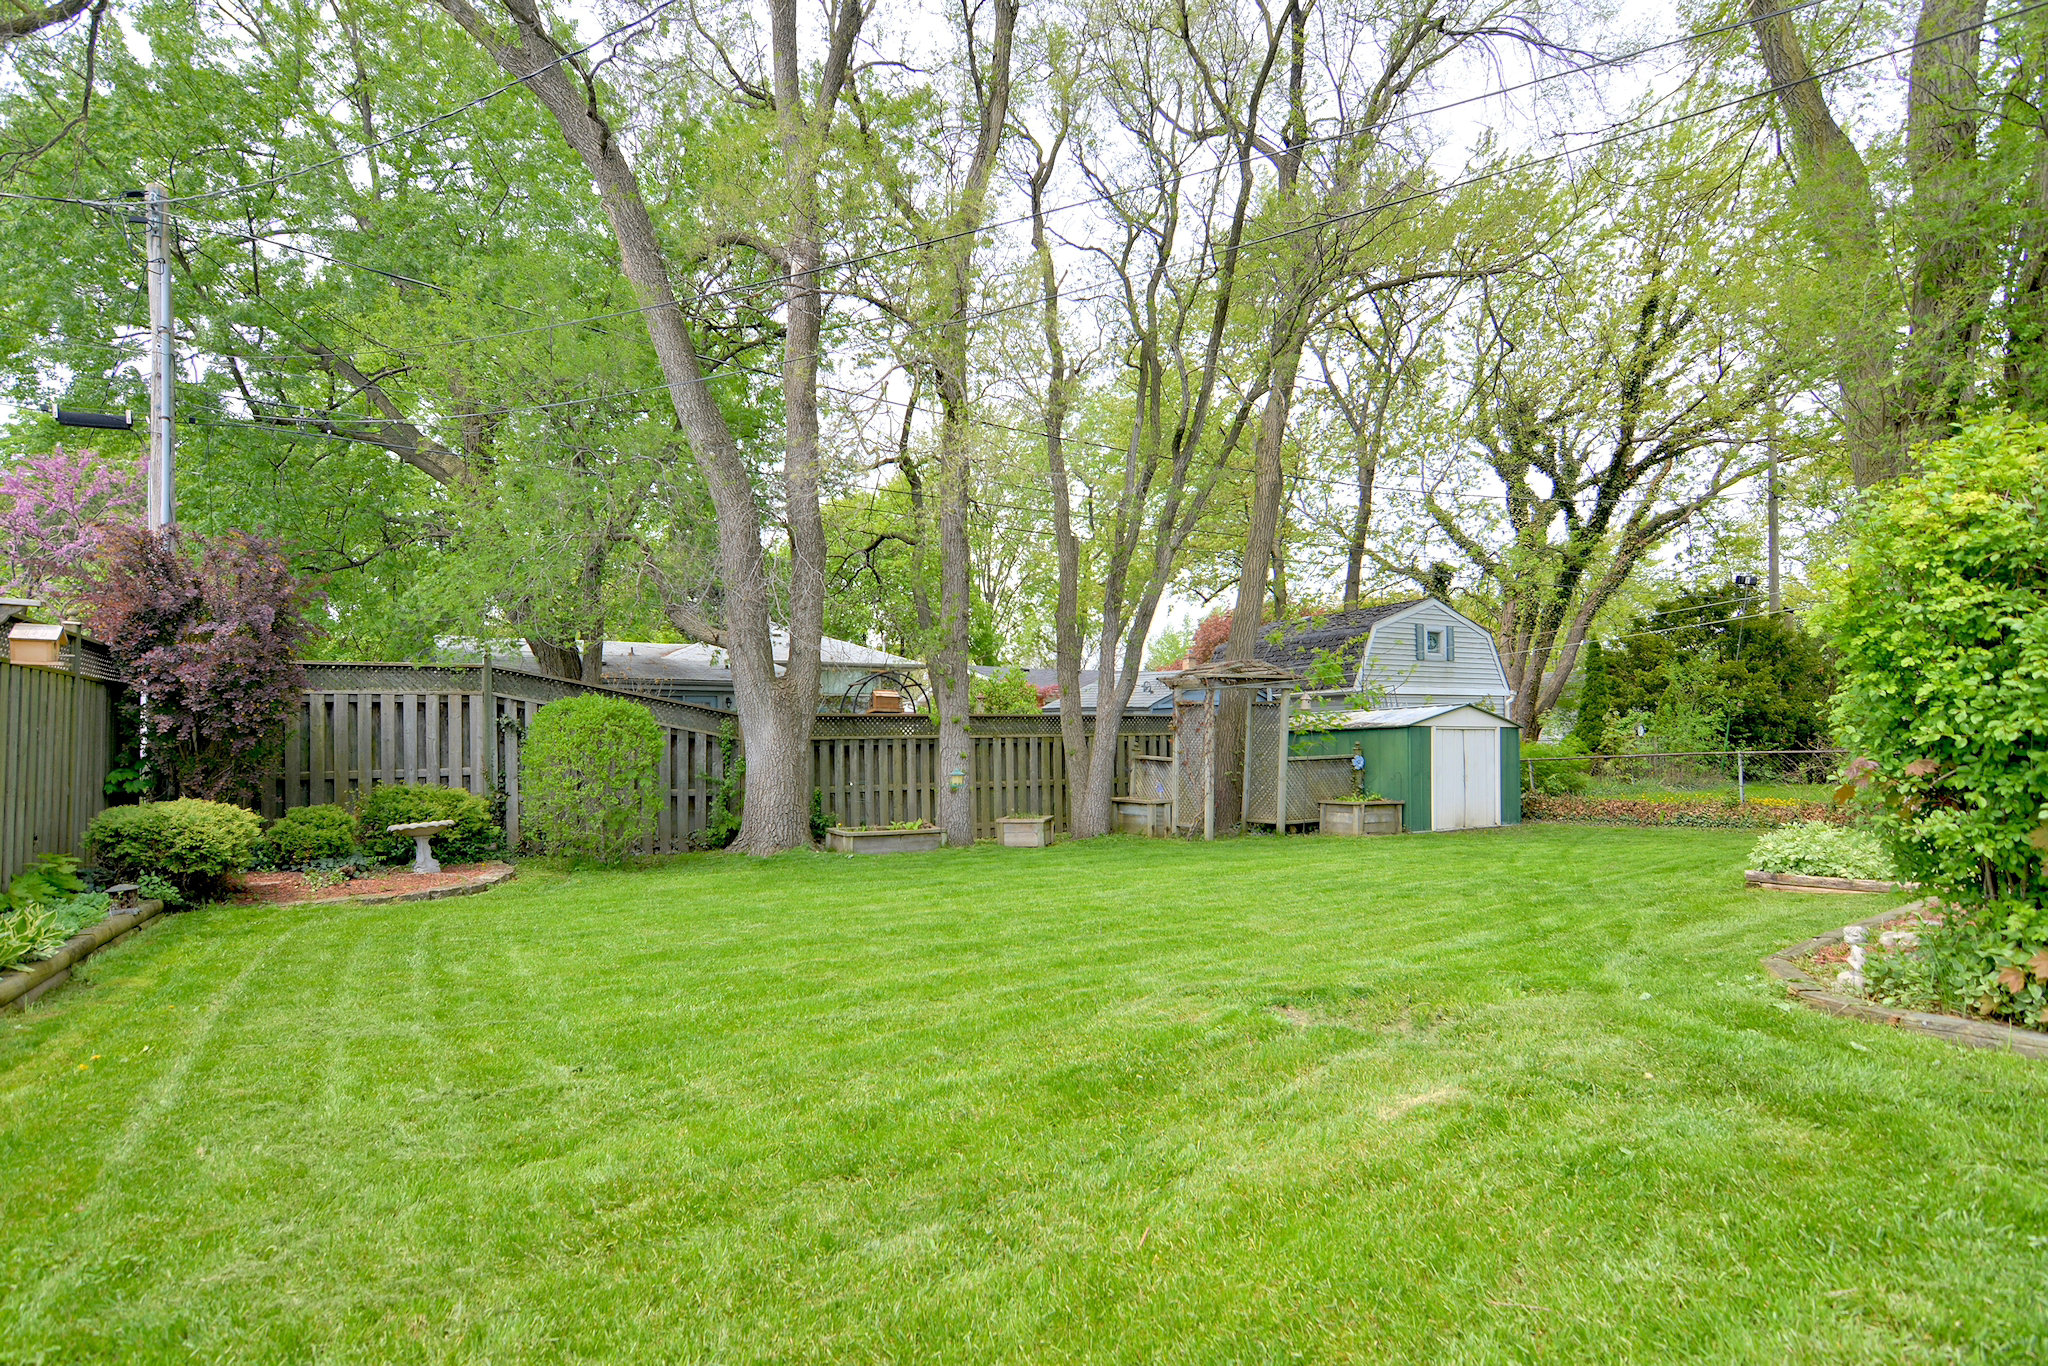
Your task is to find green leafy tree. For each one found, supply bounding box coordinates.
[1603,583,1835,753]
[1820,415,2048,1023]
[971,665,1041,715]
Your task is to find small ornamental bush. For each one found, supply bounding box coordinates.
[1519,742,1590,795]
[84,527,318,804]
[355,785,499,867]
[1818,415,2048,1025]
[84,799,262,899]
[256,806,360,869]
[521,695,663,862]
[1747,821,1895,880]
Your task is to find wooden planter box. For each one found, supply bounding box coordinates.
[824,826,946,855]
[996,815,1055,848]
[1112,799,1174,838]
[1318,799,1404,836]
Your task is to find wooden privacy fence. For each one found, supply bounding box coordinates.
[276,663,729,852]
[274,663,1171,849]
[1,643,119,893]
[810,712,1171,836]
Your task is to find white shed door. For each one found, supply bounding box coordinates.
[1430,728,1501,831]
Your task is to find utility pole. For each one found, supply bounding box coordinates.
[1766,436,1780,614]
[145,183,175,530]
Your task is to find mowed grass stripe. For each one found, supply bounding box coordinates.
[0,826,2042,1363]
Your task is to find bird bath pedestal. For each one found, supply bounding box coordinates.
[385,819,457,875]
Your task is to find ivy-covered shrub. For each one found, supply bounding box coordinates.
[355,785,499,867]
[520,695,662,862]
[256,805,359,869]
[1747,821,1895,880]
[1818,415,2048,1024]
[84,799,262,899]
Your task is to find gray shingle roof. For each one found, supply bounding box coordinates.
[1250,599,1425,678]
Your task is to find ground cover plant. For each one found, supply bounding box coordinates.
[1748,821,1897,881]
[0,827,2042,1363]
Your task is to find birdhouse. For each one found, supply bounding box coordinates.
[865,690,904,714]
[6,621,75,669]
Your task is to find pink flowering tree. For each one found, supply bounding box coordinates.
[0,446,145,609]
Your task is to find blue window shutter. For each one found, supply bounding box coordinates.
[1445,625,1456,661]
[1413,622,1424,659]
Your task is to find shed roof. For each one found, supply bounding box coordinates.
[1310,703,1515,729]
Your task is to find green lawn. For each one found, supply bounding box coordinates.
[2,826,2043,1364]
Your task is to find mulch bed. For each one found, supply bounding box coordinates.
[230,862,515,907]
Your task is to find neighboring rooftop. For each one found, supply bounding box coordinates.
[1251,600,1424,677]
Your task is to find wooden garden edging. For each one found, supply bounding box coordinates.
[1746,870,1921,895]
[0,898,167,1013]
[1763,902,2048,1058]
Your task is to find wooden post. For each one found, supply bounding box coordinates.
[1274,688,1290,832]
[1737,750,1746,805]
[1170,696,1184,833]
[481,652,496,791]
[1204,687,1218,842]
[63,624,82,851]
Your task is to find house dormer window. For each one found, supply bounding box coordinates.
[1412,622,1455,661]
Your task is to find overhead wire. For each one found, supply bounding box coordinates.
[148,0,1835,358]
[157,0,2036,448]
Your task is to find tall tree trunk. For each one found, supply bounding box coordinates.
[927,0,1018,848]
[1746,0,1989,484]
[440,0,863,853]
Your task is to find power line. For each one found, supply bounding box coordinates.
[171,0,2026,412]
[153,0,1832,357]
[156,0,690,208]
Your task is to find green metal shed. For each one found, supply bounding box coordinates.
[1290,704,1521,832]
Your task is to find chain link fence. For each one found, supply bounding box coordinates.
[1522,748,1847,802]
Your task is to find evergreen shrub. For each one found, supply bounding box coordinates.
[84,799,262,899]
[256,805,359,868]
[355,785,499,866]
[520,695,663,862]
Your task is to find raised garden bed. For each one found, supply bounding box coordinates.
[1745,869,1919,894]
[995,815,1055,848]
[1,898,168,1013]
[232,862,516,908]
[823,826,945,855]
[1112,799,1173,838]
[1318,799,1403,836]
[1764,903,2048,1058]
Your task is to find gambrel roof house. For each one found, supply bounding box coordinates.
[1253,597,1514,714]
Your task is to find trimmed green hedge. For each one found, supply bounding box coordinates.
[355,785,499,867]
[520,695,663,863]
[84,799,263,899]
[257,805,360,869]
